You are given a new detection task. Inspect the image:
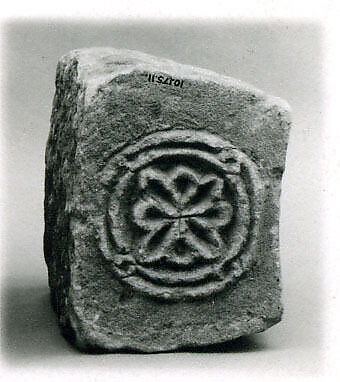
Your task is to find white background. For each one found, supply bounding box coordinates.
[0,1,339,381]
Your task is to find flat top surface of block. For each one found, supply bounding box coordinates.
[61,47,289,110]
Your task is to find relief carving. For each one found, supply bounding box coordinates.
[99,130,264,300]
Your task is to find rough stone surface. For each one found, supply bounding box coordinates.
[44,47,291,352]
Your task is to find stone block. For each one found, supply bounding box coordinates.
[44,47,291,352]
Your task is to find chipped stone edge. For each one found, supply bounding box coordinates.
[57,47,292,114]
[67,298,282,353]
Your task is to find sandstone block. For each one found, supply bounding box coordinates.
[44,47,291,352]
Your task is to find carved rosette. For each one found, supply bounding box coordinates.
[99,130,264,300]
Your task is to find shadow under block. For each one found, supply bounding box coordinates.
[44,48,291,352]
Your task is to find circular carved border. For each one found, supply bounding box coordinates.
[98,129,264,300]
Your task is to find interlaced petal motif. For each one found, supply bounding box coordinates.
[133,165,233,266]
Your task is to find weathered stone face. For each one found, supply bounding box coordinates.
[44,47,291,352]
